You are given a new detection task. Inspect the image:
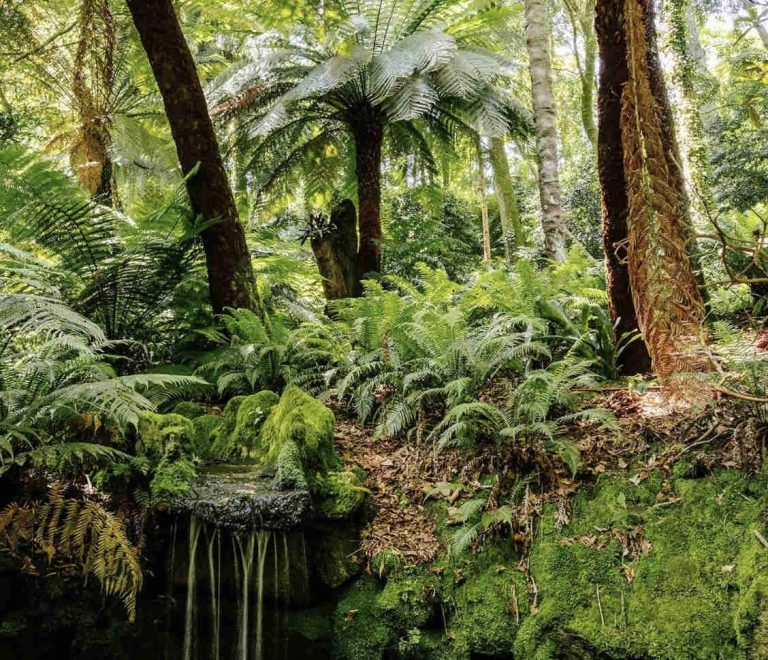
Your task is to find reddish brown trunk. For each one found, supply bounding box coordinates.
[641,0,709,307]
[595,0,652,375]
[126,0,258,315]
[352,117,384,279]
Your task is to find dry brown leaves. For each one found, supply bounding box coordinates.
[334,412,440,564]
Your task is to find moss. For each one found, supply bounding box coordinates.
[317,471,371,520]
[259,386,340,489]
[136,412,195,458]
[149,457,196,505]
[171,401,207,419]
[313,527,364,589]
[191,414,224,457]
[376,568,438,630]
[450,564,527,657]
[232,390,280,459]
[209,395,248,459]
[274,439,308,490]
[332,576,393,659]
[517,471,768,659]
[288,607,332,642]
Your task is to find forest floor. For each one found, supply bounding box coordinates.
[332,381,761,570]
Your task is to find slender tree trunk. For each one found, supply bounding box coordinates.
[476,137,492,264]
[523,0,569,261]
[488,137,525,260]
[126,0,259,314]
[564,0,598,146]
[595,0,651,375]
[352,117,384,279]
[310,199,360,300]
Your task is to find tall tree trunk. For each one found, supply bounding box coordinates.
[615,0,707,375]
[523,0,569,262]
[352,117,384,279]
[310,199,360,301]
[488,137,526,261]
[595,0,652,375]
[645,0,710,310]
[126,0,259,315]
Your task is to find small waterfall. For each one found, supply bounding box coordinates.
[172,517,308,660]
[183,517,202,660]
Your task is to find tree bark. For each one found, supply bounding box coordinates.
[595,0,652,375]
[310,199,360,300]
[476,137,492,264]
[523,0,569,262]
[642,0,709,308]
[488,137,526,260]
[125,0,259,315]
[352,116,384,279]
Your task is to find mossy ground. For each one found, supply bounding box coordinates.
[331,469,768,660]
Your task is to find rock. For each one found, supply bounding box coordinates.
[176,465,311,531]
[312,527,364,589]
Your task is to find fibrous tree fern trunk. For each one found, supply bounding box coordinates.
[310,199,361,300]
[523,0,568,262]
[595,0,651,375]
[488,137,525,260]
[126,0,259,315]
[597,0,707,376]
[352,111,384,279]
[72,0,115,205]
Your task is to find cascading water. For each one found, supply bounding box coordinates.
[170,517,310,660]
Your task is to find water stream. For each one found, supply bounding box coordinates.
[172,517,311,660]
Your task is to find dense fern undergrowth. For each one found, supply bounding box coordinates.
[1,139,766,626]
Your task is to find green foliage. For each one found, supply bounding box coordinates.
[0,491,143,621]
[197,308,339,397]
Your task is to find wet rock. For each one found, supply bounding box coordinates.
[176,465,311,531]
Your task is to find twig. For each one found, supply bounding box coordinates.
[753,529,768,548]
[596,585,605,627]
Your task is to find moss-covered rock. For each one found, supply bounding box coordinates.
[209,395,248,459]
[317,471,371,520]
[377,569,438,630]
[517,471,768,659]
[275,439,308,489]
[209,391,279,461]
[149,457,197,505]
[259,386,340,489]
[313,527,364,590]
[170,401,207,419]
[450,565,526,657]
[332,576,393,659]
[136,412,195,458]
[136,412,198,505]
[232,390,280,459]
[191,414,224,457]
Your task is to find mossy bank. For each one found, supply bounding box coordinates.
[330,468,768,659]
